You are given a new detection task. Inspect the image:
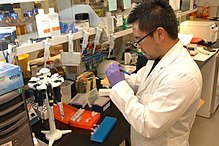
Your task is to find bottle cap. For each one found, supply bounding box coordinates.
[11,13,18,19]
[49,8,55,13]
[38,9,44,14]
[33,8,38,14]
[0,14,4,21]
[27,11,33,17]
[106,12,112,17]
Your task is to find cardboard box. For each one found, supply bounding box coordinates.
[0,62,24,95]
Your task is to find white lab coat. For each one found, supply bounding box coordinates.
[110,41,202,146]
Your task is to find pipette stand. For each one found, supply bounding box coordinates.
[41,93,71,146]
[28,68,71,146]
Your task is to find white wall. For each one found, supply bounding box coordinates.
[196,0,219,6]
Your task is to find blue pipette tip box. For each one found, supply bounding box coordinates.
[90,116,117,143]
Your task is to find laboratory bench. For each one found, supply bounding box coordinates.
[31,102,130,146]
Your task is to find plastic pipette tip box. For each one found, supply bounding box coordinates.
[69,110,100,130]
[90,116,117,143]
[54,103,101,130]
[53,103,77,124]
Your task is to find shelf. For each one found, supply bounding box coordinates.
[0,0,47,4]
[175,9,197,18]
[16,28,133,56]
[0,28,133,61]
[16,27,96,56]
[114,28,133,38]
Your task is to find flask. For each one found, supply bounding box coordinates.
[47,8,61,37]
[35,9,51,38]
[10,13,27,36]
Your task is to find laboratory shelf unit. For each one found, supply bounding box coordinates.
[12,28,133,56]
[114,28,133,39]
[0,0,47,4]
[16,27,96,56]
[175,9,197,18]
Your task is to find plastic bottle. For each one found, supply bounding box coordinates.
[24,11,36,33]
[0,14,9,27]
[105,12,114,34]
[47,8,61,37]
[35,9,51,38]
[10,13,27,36]
[4,12,11,24]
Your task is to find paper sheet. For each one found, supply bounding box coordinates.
[123,0,131,9]
[108,0,117,11]
[192,47,218,61]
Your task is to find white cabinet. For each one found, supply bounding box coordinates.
[197,51,219,118]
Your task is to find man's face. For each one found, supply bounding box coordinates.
[132,22,160,60]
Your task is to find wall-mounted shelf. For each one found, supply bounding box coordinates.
[16,28,96,56]
[175,9,197,18]
[0,0,47,4]
[114,28,132,38]
[0,28,133,61]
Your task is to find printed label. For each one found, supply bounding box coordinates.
[0,141,12,146]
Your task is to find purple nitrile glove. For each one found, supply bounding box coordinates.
[106,62,125,87]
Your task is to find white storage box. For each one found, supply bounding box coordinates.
[180,21,218,43]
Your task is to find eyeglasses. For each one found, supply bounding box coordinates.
[133,27,157,48]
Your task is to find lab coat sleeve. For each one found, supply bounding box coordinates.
[124,67,145,93]
[110,72,202,139]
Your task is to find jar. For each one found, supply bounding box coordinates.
[75,13,89,30]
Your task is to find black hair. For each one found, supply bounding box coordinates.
[127,0,178,39]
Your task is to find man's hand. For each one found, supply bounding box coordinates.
[106,62,125,87]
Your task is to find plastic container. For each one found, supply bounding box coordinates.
[53,103,101,130]
[4,12,11,24]
[18,54,29,77]
[0,14,9,27]
[105,12,114,33]
[61,80,73,104]
[48,8,61,37]
[75,13,89,31]
[10,13,27,36]
[35,9,51,38]
[24,11,37,33]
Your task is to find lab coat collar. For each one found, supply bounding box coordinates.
[137,40,183,95]
[158,40,183,69]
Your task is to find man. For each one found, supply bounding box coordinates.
[106,0,202,146]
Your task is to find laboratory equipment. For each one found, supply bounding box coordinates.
[96,59,115,79]
[0,88,34,146]
[10,13,26,36]
[35,9,51,38]
[180,21,218,43]
[0,14,9,27]
[90,116,117,143]
[28,68,71,146]
[48,8,61,37]
[53,102,101,130]
[75,13,90,31]
[61,31,81,66]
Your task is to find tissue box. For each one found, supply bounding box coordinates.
[0,62,24,95]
